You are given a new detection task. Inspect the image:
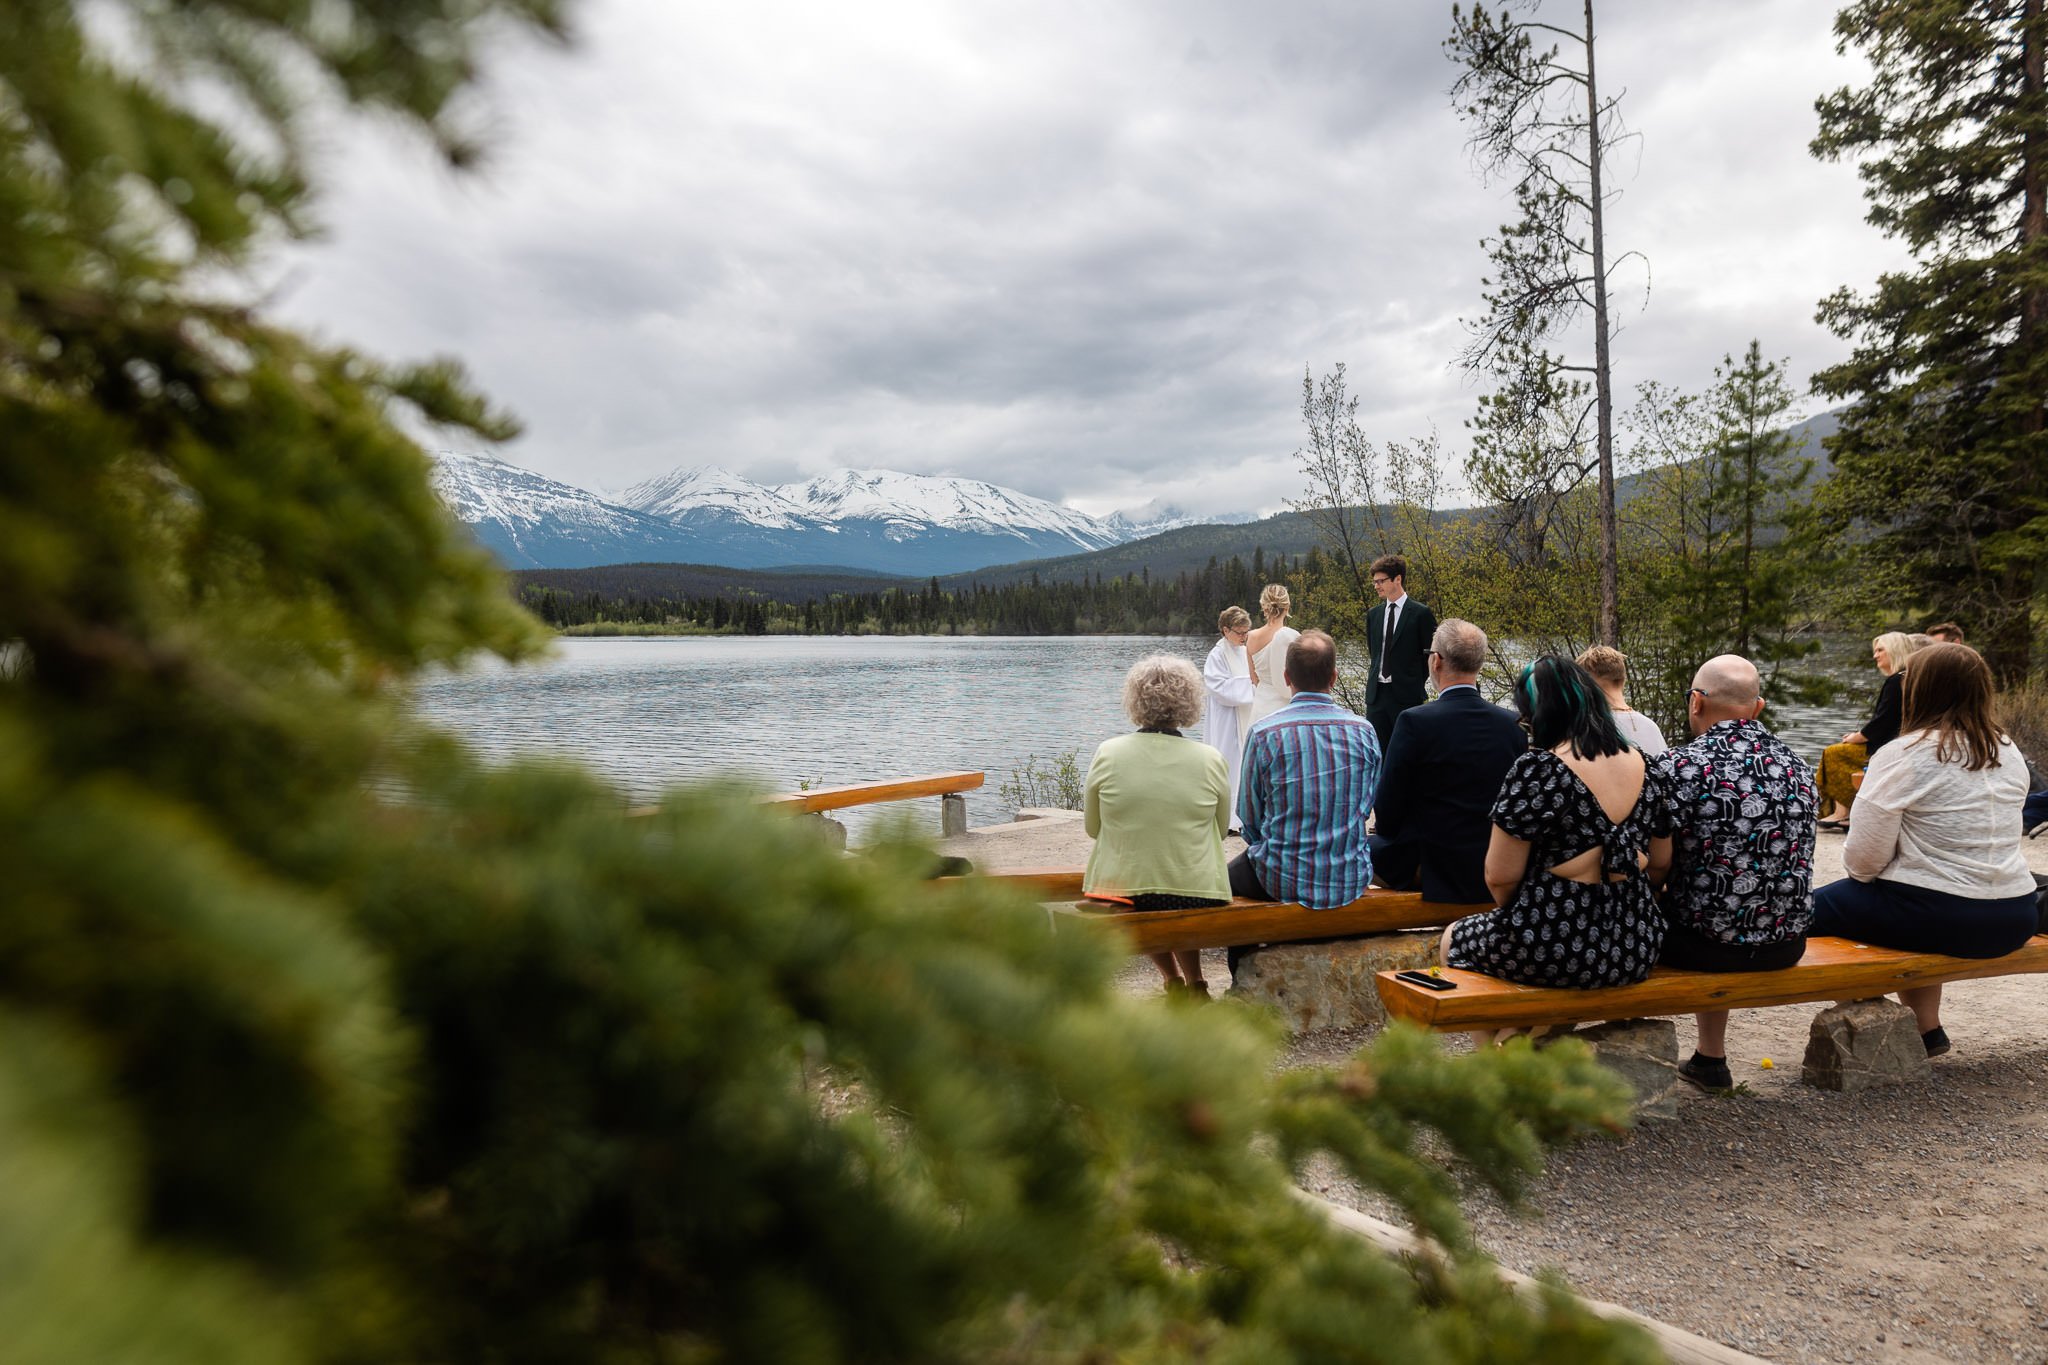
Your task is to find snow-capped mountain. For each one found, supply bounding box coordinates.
[608,465,1125,572]
[621,466,817,529]
[432,452,710,569]
[1104,499,1256,539]
[769,469,1123,550]
[436,455,1231,573]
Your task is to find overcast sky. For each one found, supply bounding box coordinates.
[272,0,1905,519]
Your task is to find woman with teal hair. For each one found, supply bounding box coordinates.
[1440,656,1675,1001]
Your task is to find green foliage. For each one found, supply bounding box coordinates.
[1294,347,1836,735]
[2,1,1661,1360]
[1618,345,1833,734]
[1810,1,2048,682]
[998,749,1087,811]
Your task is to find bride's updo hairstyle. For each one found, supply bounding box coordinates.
[1259,584,1291,620]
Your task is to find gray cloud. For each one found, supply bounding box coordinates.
[268,0,1906,519]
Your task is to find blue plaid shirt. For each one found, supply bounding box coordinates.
[1239,692,1381,908]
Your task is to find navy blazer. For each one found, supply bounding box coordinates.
[1371,685,1527,904]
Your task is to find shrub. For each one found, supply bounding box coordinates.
[999,749,1087,811]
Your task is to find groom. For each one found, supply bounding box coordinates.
[1363,553,1435,749]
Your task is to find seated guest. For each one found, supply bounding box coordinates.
[1084,655,1232,997]
[1233,630,1381,909]
[1370,619,1526,904]
[1654,655,1817,1090]
[1576,644,1667,755]
[1817,630,1923,828]
[1927,621,1965,645]
[1442,657,1673,1021]
[1810,642,2039,1057]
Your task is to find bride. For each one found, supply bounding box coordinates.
[1246,585,1300,728]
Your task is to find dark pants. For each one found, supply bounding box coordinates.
[1366,833,1420,891]
[1366,698,1415,752]
[1227,851,1271,901]
[1223,853,1274,974]
[1657,916,1806,972]
[1810,878,2039,959]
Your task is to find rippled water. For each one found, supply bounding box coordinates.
[410,635,1874,834]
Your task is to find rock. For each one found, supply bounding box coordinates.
[1552,1018,1680,1122]
[1800,998,1929,1092]
[1010,807,1084,823]
[805,814,848,851]
[1228,933,1440,1033]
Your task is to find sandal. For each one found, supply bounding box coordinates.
[1817,818,1848,831]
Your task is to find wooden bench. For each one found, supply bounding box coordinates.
[1041,885,1490,956]
[763,770,983,814]
[1375,934,2048,1032]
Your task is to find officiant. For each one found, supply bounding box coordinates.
[1202,606,1258,831]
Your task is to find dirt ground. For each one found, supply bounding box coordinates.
[946,812,2048,1365]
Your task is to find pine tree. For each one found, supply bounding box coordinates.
[2,2,1659,1361]
[1811,0,2048,681]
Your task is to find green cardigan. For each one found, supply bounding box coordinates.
[1082,731,1231,901]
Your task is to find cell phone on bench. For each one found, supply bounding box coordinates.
[1394,970,1458,991]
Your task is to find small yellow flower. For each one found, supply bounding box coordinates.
[1759,1057,1775,1070]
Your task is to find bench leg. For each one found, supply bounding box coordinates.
[940,794,968,837]
[1800,999,1928,1092]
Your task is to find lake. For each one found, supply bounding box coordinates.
[410,635,1873,834]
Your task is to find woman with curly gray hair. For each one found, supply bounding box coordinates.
[1085,654,1233,996]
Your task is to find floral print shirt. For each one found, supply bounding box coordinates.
[1653,719,1817,944]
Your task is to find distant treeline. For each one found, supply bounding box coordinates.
[515,547,1319,636]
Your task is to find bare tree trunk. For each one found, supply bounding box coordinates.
[1584,0,1620,646]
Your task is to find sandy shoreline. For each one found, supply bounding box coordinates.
[943,812,2048,1364]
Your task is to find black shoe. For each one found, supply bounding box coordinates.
[1677,1052,1733,1091]
[1922,1027,1951,1058]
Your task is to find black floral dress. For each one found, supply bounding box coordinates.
[1446,749,1675,988]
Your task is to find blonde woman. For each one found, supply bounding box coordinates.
[1576,645,1667,756]
[1246,584,1301,728]
[1084,656,1232,996]
[1202,607,1257,829]
[1817,630,1923,829]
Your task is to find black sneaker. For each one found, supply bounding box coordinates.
[1677,1053,1733,1091]
[1922,1027,1951,1058]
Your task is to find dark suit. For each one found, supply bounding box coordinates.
[1363,594,1436,746]
[1368,684,1526,905]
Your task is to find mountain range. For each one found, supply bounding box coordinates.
[432,453,1248,573]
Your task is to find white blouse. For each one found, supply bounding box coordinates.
[1843,731,2035,899]
[1612,708,1668,756]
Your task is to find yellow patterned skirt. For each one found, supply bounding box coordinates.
[1817,740,1870,815]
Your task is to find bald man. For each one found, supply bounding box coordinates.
[1654,655,1818,1091]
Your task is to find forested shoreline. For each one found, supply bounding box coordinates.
[517,549,1314,636]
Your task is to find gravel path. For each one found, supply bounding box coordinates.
[948,813,2048,1364]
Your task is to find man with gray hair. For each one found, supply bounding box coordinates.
[1368,619,1525,905]
[1655,653,1817,1091]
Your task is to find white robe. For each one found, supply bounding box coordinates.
[1202,637,1258,826]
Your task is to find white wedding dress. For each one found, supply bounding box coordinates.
[1247,626,1300,728]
